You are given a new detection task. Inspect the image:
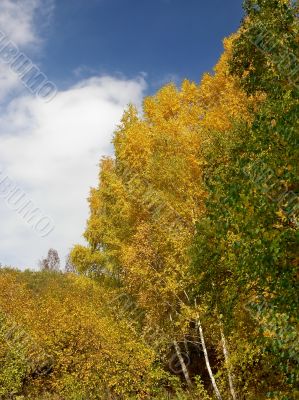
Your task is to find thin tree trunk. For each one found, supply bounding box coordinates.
[220,325,237,400]
[173,340,192,387]
[197,318,222,400]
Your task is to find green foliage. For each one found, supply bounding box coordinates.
[192,0,299,398]
[231,0,299,97]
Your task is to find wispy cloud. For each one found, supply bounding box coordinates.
[0,0,54,47]
[0,0,55,102]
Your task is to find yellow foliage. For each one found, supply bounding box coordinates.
[71,34,262,339]
[0,269,161,399]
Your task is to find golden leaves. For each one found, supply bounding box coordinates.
[0,270,157,398]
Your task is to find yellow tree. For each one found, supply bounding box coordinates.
[71,35,261,375]
[0,269,161,399]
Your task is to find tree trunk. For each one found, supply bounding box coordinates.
[220,325,237,400]
[197,318,222,400]
[173,340,192,387]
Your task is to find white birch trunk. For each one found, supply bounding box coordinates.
[173,340,192,387]
[197,318,222,400]
[220,326,237,400]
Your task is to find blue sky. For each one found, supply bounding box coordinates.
[0,0,244,269]
[44,0,244,91]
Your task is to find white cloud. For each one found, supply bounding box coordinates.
[0,0,147,269]
[0,75,147,269]
[0,64,21,100]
